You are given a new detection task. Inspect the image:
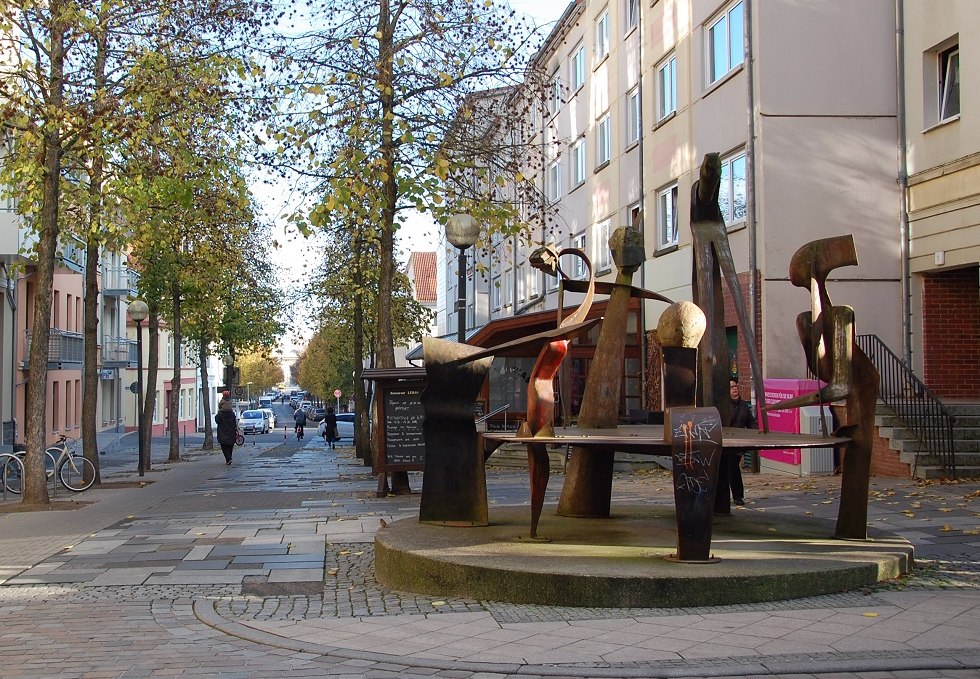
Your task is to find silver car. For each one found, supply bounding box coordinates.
[239,409,269,434]
[261,408,276,429]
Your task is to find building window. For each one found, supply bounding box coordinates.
[548,159,562,202]
[516,264,526,303]
[596,10,610,61]
[626,88,640,145]
[528,263,540,298]
[625,0,638,31]
[628,202,641,229]
[492,273,501,310]
[571,44,586,91]
[707,1,744,85]
[595,218,611,271]
[939,45,959,122]
[657,54,677,120]
[658,183,678,248]
[719,151,747,227]
[549,71,562,115]
[572,138,586,186]
[596,114,611,166]
[568,232,588,279]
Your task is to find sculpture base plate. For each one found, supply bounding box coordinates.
[375,505,912,609]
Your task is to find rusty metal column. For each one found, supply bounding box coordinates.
[557,228,644,518]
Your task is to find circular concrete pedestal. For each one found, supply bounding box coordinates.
[375,505,913,608]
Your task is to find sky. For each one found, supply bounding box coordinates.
[266,0,572,351]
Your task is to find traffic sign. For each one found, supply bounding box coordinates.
[129,381,139,394]
[334,389,342,398]
[233,385,246,399]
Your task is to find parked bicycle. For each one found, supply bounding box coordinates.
[1,435,96,493]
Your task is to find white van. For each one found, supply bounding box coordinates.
[258,396,273,409]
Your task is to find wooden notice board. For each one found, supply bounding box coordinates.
[363,367,427,497]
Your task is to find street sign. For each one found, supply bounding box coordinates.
[334,389,342,398]
[129,381,139,394]
[233,385,246,399]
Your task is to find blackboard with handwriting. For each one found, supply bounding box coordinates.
[383,387,425,466]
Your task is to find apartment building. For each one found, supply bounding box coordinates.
[902,0,979,399]
[440,0,908,423]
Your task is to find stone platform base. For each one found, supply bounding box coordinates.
[375,505,913,608]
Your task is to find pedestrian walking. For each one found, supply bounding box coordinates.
[728,379,756,505]
[323,407,338,449]
[293,406,307,440]
[215,391,237,465]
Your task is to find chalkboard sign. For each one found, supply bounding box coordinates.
[383,387,426,466]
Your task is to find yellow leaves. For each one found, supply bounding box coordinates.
[862,612,879,618]
[375,30,383,39]
[351,37,360,50]
[438,71,453,87]
[431,600,446,606]
[941,524,956,532]
[327,568,338,576]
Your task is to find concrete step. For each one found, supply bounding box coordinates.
[913,463,980,480]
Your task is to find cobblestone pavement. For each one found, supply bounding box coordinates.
[1,427,978,678]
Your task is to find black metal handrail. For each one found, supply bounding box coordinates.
[857,334,956,479]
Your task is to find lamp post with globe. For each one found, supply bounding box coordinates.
[445,214,480,343]
[127,299,149,476]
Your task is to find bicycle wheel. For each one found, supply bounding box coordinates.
[43,448,59,479]
[2,455,23,494]
[58,455,95,492]
[235,434,245,446]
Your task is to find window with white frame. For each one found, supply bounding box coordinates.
[657,53,676,120]
[528,263,540,297]
[596,114,611,166]
[492,273,502,310]
[571,44,586,91]
[516,264,526,303]
[548,159,562,202]
[657,183,678,248]
[502,269,513,307]
[572,138,586,186]
[549,71,562,115]
[628,202,641,228]
[626,88,640,145]
[939,44,960,122]
[707,1,744,85]
[625,0,638,31]
[595,218,611,271]
[570,232,588,279]
[596,10,610,61]
[718,151,747,227]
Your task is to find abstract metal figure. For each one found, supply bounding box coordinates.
[764,235,879,539]
[558,227,658,519]
[517,246,595,538]
[690,153,767,434]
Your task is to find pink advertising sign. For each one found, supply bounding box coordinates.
[761,379,823,466]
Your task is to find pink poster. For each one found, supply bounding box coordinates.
[761,379,823,466]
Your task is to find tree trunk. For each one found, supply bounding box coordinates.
[79,6,110,487]
[22,3,67,505]
[81,238,101,486]
[200,342,213,449]
[376,0,408,494]
[168,282,180,462]
[140,305,160,468]
[352,225,370,465]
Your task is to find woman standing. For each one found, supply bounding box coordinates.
[215,394,238,465]
[323,407,338,450]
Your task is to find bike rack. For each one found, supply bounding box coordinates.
[0,452,24,501]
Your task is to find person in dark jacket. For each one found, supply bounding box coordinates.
[293,407,307,440]
[728,380,756,505]
[215,394,238,465]
[322,407,338,449]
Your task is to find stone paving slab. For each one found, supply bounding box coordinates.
[1,431,979,678]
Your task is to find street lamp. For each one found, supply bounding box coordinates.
[446,214,480,343]
[128,299,149,476]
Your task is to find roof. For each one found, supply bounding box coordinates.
[408,251,437,303]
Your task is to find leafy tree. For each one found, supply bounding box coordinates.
[240,352,284,394]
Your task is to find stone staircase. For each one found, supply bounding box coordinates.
[876,402,980,479]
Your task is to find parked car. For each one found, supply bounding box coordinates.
[334,412,356,442]
[310,407,326,422]
[299,400,313,413]
[239,409,269,434]
[261,408,277,429]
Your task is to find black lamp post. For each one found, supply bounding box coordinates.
[128,299,149,476]
[446,214,480,343]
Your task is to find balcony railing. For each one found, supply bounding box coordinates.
[24,328,85,368]
[101,266,140,297]
[102,336,137,367]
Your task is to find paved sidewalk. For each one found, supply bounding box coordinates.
[1,430,978,678]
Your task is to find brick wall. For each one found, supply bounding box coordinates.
[922,266,980,399]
